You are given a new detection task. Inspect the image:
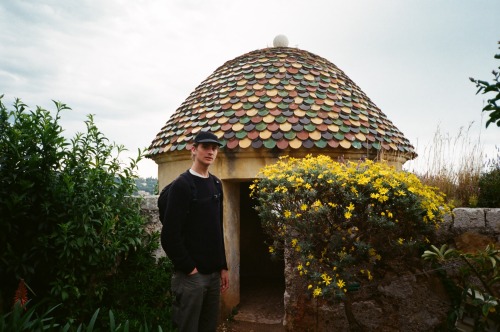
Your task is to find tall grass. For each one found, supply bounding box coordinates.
[404,123,484,207]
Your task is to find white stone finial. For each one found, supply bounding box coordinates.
[273,34,289,47]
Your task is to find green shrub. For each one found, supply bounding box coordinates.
[0,303,167,332]
[101,233,175,330]
[470,41,500,128]
[478,152,500,207]
[0,96,146,321]
[423,244,500,331]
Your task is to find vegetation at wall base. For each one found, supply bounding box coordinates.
[0,96,174,330]
[0,302,169,331]
[100,233,175,330]
[423,244,500,331]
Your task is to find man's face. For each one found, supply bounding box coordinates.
[193,143,219,165]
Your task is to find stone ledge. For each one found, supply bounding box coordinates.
[453,208,485,229]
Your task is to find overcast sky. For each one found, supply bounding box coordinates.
[1,0,499,178]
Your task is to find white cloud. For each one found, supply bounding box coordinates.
[1,0,499,178]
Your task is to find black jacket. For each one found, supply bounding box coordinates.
[160,171,227,274]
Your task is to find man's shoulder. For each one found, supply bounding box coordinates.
[170,171,195,191]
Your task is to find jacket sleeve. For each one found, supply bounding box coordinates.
[160,174,196,274]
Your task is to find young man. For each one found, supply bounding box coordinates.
[161,131,229,332]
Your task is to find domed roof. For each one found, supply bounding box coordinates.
[147,46,415,157]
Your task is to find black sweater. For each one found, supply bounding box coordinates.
[161,171,228,274]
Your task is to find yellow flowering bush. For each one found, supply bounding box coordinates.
[251,155,452,299]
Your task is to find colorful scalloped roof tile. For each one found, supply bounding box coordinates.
[147,47,416,158]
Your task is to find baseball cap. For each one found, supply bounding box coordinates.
[194,131,223,146]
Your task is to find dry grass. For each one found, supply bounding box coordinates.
[404,123,484,207]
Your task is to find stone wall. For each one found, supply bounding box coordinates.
[284,208,500,332]
[139,195,164,259]
[139,197,500,331]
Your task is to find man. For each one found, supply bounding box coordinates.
[161,131,229,332]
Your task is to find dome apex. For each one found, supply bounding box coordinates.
[273,35,289,47]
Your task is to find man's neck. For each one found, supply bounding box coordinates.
[190,164,210,178]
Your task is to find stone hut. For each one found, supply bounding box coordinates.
[146,36,416,319]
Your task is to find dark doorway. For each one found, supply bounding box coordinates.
[237,182,285,323]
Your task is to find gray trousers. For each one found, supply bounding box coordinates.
[171,271,221,332]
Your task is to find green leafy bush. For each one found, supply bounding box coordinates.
[101,233,175,330]
[0,96,149,321]
[478,152,500,207]
[423,244,500,331]
[470,41,500,128]
[251,155,452,301]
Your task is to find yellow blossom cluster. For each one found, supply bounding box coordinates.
[251,155,453,300]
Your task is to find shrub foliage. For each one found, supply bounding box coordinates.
[478,153,500,208]
[0,96,161,323]
[470,41,500,128]
[251,155,453,300]
[423,244,500,330]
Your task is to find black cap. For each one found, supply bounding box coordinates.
[194,131,223,146]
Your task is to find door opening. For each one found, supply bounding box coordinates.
[237,182,285,323]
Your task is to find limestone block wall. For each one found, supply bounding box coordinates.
[139,195,164,259]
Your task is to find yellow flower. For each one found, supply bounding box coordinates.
[269,246,274,253]
[308,284,313,289]
[397,238,404,245]
[336,279,346,289]
[312,200,323,208]
[313,287,322,297]
[321,273,332,285]
[378,195,389,203]
[291,238,298,247]
[378,187,389,195]
[300,204,308,211]
[284,210,292,218]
